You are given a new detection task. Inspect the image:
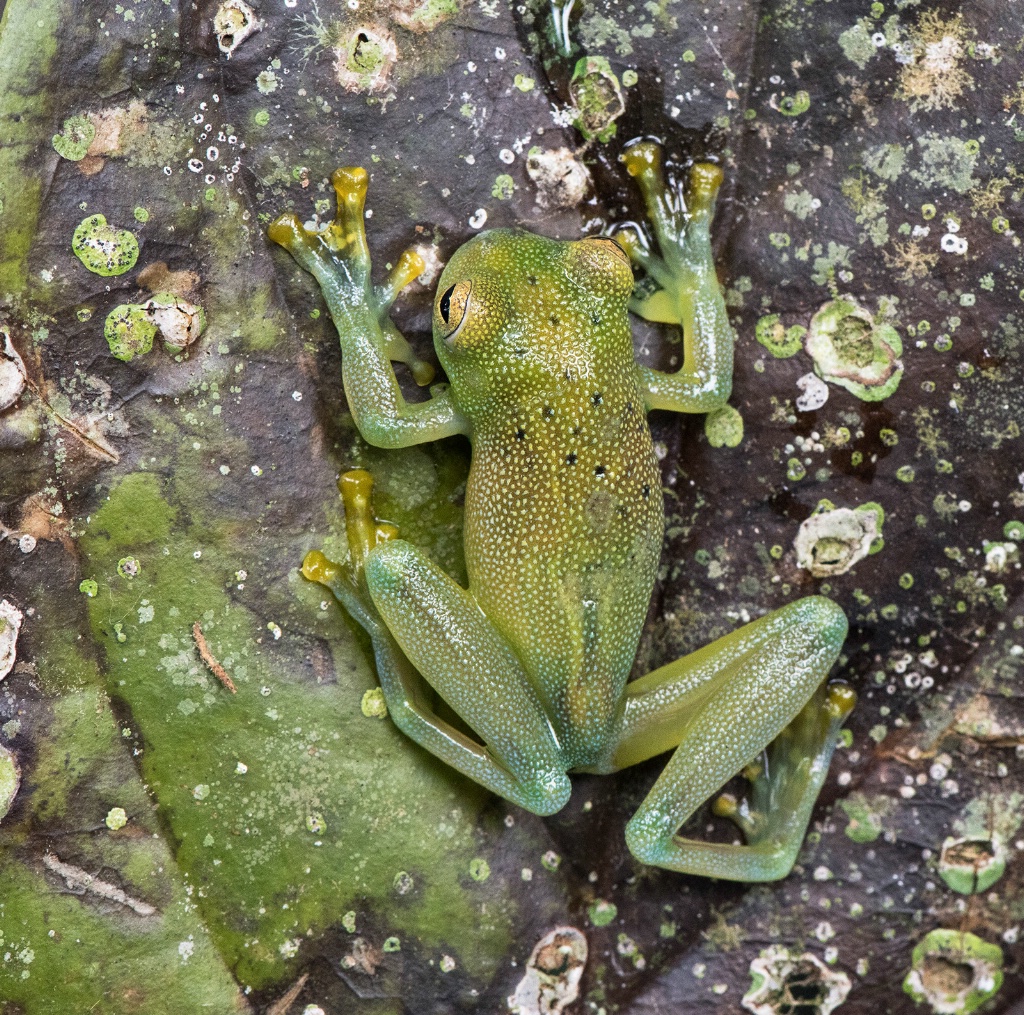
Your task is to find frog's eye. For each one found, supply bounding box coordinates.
[437,280,472,341]
[578,236,631,267]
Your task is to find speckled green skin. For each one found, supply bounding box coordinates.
[271,145,854,881]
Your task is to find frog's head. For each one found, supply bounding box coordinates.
[432,229,634,416]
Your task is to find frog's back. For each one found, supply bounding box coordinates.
[442,231,664,764]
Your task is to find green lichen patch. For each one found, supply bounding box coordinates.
[704,405,744,448]
[903,930,1003,1015]
[391,0,460,33]
[104,304,158,361]
[72,214,139,277]
[51,114,95,161]
[938,836,1005,894]
[588,899,617,926]
[776,91,810,117]
[569,56,624,143]
[838,790,894,843]
[806,297,903,401]
[755,314,805,358]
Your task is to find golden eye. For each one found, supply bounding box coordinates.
[437,280,472,341]
[578,236,631,267]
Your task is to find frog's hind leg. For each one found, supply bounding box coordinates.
[304,470,570,817]
[606,596,853,881]
[617,142,734,413]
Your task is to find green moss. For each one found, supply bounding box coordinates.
[78,460,509,987]
[72,214,140,277]
[0,0,60,299]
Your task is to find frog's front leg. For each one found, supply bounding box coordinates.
[603,597,853,881]
[618,142,734,413]
[304,471,571,816]
[269,168,470,448]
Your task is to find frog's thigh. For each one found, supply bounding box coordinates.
[364,540,571,816]
[615,596,848,881]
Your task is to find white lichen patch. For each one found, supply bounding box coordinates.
[796,372,829,412]
[794,503,883,578]
[743,946,851,1015]
[0,599,24,681]
[334,26,398,94]
[0,328,27,413]
[142,293,207,351]
[526,147,592,209]
[42,852,156,916]
[508,926,587,1015]
[214,0,262,58]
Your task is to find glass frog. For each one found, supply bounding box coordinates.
[269,142,854,881]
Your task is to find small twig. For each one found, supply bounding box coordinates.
[193,621,237,694]
[265,972,310,1015]
[43,852,156,916]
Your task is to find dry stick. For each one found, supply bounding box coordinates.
[192,621,237,694]
[265,972,310,1015]
[43,852,156,916]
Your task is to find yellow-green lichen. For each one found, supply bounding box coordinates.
[72,214,140,277]
[806,297,904,401]
[755,313,806,358]
[51,114,95,161]
[903,930,1003,1015]
[704,405,744,448]
[569,56,624,143]
[104,304,157,361]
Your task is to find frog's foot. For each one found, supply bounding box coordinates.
[301,469,398,631]
[712,682,857,857]
[269,170,434,385]
[618,141,724,326]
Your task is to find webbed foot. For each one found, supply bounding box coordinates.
[302,469,398,630]
[270,171,434,385]
[618,141,724,326]
[712,682,857,850]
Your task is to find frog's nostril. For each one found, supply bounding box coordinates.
[439,284,455,324]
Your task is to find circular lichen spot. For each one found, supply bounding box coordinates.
[704,405,744,448]
[79,578,99,597]
[104,304,157,362]
[491,174,515,200]
[755,313,805,358]
[806,296,904,401]
[794,502,884,577]
[52,115,96,161]
[588,899,617,926]
[903,930,1003,1015]
[334,26,398,94]
[468,857,490,881]
[1004,520,1024,541]
[777,90,811,116]
[117,556,141,579]
[72,214,140,277]
[105,806,128,830]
